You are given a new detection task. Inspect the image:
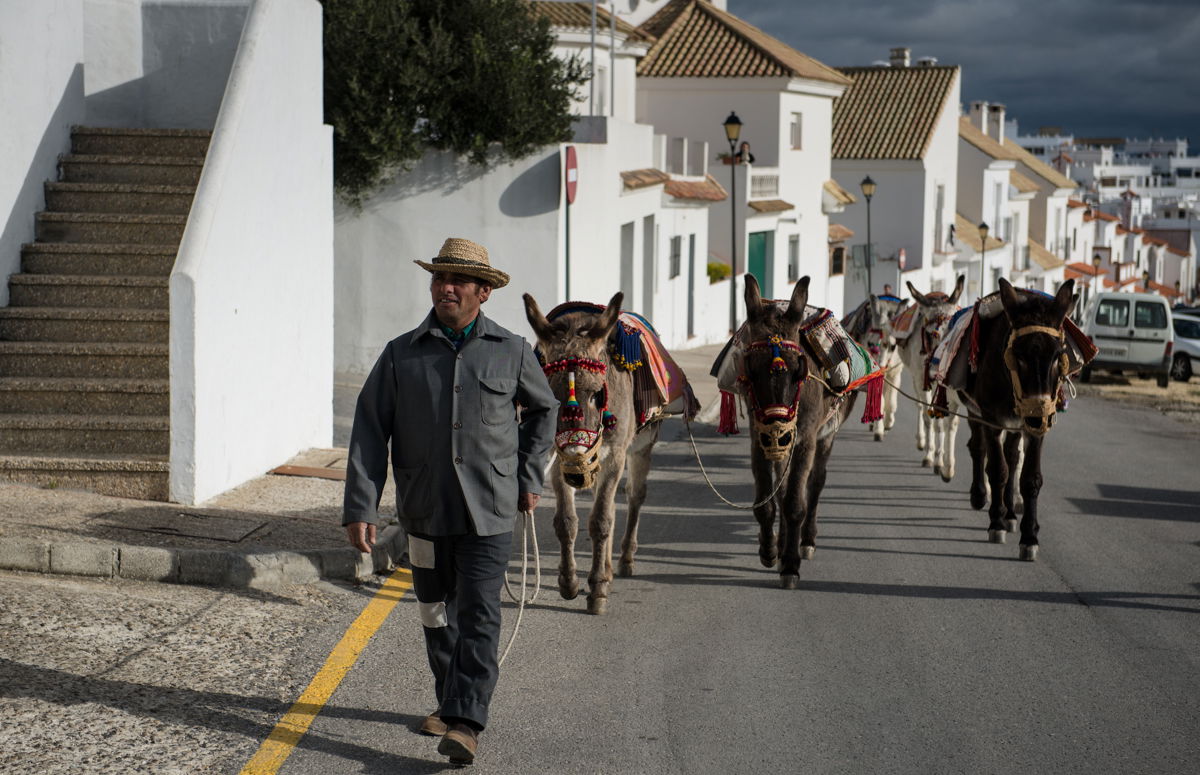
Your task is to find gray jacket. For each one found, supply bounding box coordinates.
[343,310,557,536]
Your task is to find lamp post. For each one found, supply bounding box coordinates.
[1143,270,1151,292]
[724,111,742,332]
[978,221,990,298]
[860,175,876,298]
[1092,253,1102,301]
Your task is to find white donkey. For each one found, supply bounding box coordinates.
[896,276,964,480]
[843,295,908,441]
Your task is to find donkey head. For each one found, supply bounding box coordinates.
[866,294,908,363]
[906,274,965,354]
[997,278,1077,434]
[524,291,623,487]
[742,275,811,459]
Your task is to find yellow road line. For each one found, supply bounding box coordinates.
[239,567,413,775]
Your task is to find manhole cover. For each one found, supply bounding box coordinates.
[89,511,268,542]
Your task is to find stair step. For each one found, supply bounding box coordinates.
[59,154,205,186]
[71,126,211,158]
[0,306,168,343]
[0,342,168,378]
[35,212,186,246]
[8,274,168,309]
[21,242,176,277]
[0,377,168,415]
[0,413,168,456]
[0,454,169,501]
[45,182,196,216]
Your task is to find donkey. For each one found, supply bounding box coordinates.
[960,278,1077,561]
[843,294,907,441]
[897,276,964,479]
[523,292,660,615]
[741,276,857,589]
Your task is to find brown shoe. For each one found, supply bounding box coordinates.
[437,723,478,765]
[417,712,447,737]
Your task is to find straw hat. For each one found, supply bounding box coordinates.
[414,238,510,289]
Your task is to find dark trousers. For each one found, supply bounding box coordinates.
[408,530,512,730]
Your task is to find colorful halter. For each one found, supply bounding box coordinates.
[736,339,809,460]
[1003,324,1070,436]
[745,336,803,373]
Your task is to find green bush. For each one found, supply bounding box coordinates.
[707,261,732,284]
[322,0,588,206]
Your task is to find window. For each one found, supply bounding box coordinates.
[788,235,800,281]
[830,246,845,276]
[790,113,803,149]
[669,236,682,279]
[1096,298,1129,327]
[934,185,945,251]
[1134,301,1167,329]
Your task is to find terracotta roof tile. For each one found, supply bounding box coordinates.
[530,2,649,41]
[1067,198,1088,208]
[636,0,849,84]
[959,117,1019,161]
[1093,210,1120,223]
[1010,170,1040,194]
[665,174,728,201]
[1143,234,1169,247]
[1167,245,1190,257]
[1003,139,1077,190]
[748,198,795,212]
[823,179,856,204]
[832,65,959,160]
[1065,261,1107,278]
[829,223,855,242]
[1149,280,1184,298]
[620,168,671,189]
[955,213,1005,251]
[1028,239,1065,270]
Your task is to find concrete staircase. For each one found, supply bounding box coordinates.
[0,126,211,501]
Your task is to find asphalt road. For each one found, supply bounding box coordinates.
[279,393,1200,775]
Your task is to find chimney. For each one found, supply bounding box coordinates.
[889,47,910,68]
[970,101,989,136]
[917,56,938,67]
[988,103,1006,144]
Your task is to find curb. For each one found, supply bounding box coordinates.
[0,522,408,590]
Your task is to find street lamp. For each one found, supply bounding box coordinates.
[1143,269,1151,291]
[1092,253,1102,301]
[724,111,742,332]
[978,221,990,298]
[860,175,876,298]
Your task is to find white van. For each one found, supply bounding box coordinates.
[1080,291,1174,387]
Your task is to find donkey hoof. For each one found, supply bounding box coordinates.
[800,545,815,560]
[558,581,579,601]
[874,432,884,441]
[779,574,800,590]
[1019,544,1039,562]
[988,529,1007,544]
[970,490,987,510]
[941,471,954,483]
[586,597,608,615]
[617,561,634,578]
[921,458,932,468]
[759,551,778,569]
[1004,518,1018,533]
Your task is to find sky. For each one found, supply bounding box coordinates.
[729,0,1200,144]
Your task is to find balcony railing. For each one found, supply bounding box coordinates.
[750,168,780,199]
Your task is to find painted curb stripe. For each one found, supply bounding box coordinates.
[238,567,413,775]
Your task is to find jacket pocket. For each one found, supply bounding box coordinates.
[490,456,518,517]
[393,464,431,520]
[480,377,516,425]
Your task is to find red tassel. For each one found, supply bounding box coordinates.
[860,375,884,424]
[718,390,740,435]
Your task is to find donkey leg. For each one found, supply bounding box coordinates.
[751,447,779,568]
[1001,432,1022,532]
[585,454,625,615]
[800,435,835,560]
[920,404,936,468]
[983,427,1010,543]
[551,467,580,600]
[1017,434,1044,561]
[884,365,901,431]
[779,441,818,588]
[619,424,659,577]
[913,374,928,451]
[940,412,960,483]
[967,419,987,510]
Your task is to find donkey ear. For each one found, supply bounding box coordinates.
[744,273,763,321]
[906,280,930,307]
[784,276,810,324]
[998,277,1021,319]
[1052,278,1077,322]
[591,292,623,339]
[949,274,965,304]
[523,293,554,341]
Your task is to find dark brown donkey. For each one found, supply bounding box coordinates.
[960,278,1077,561]
[523,292,663,615]
[741,276,857,588]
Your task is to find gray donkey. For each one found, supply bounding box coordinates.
[523,291,662,615]
[739,276,857,588]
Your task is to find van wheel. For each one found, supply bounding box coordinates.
[1157,372,1169,388]
[1171,353,1192,383]
[1080,366,1092,383]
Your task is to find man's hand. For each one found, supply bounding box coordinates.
[518,492,540,513]
[345,521,376,554]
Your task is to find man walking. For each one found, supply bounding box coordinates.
[343,238,557,765]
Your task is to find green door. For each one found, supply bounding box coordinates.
[748,231,773,298]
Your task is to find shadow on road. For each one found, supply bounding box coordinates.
[1068,484,1200,523]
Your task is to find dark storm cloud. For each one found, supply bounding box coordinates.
[731,0,1200,142]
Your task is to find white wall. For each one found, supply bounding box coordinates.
[83,0,249,128]
[170,0,332,504]
[0,0,86,305]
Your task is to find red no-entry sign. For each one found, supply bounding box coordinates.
[565,146,578,205]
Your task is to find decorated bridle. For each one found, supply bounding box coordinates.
[738,335,808,460]
[541,355,617,489]
[1003,324,1070,436]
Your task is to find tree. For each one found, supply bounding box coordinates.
[322,0,587,206]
